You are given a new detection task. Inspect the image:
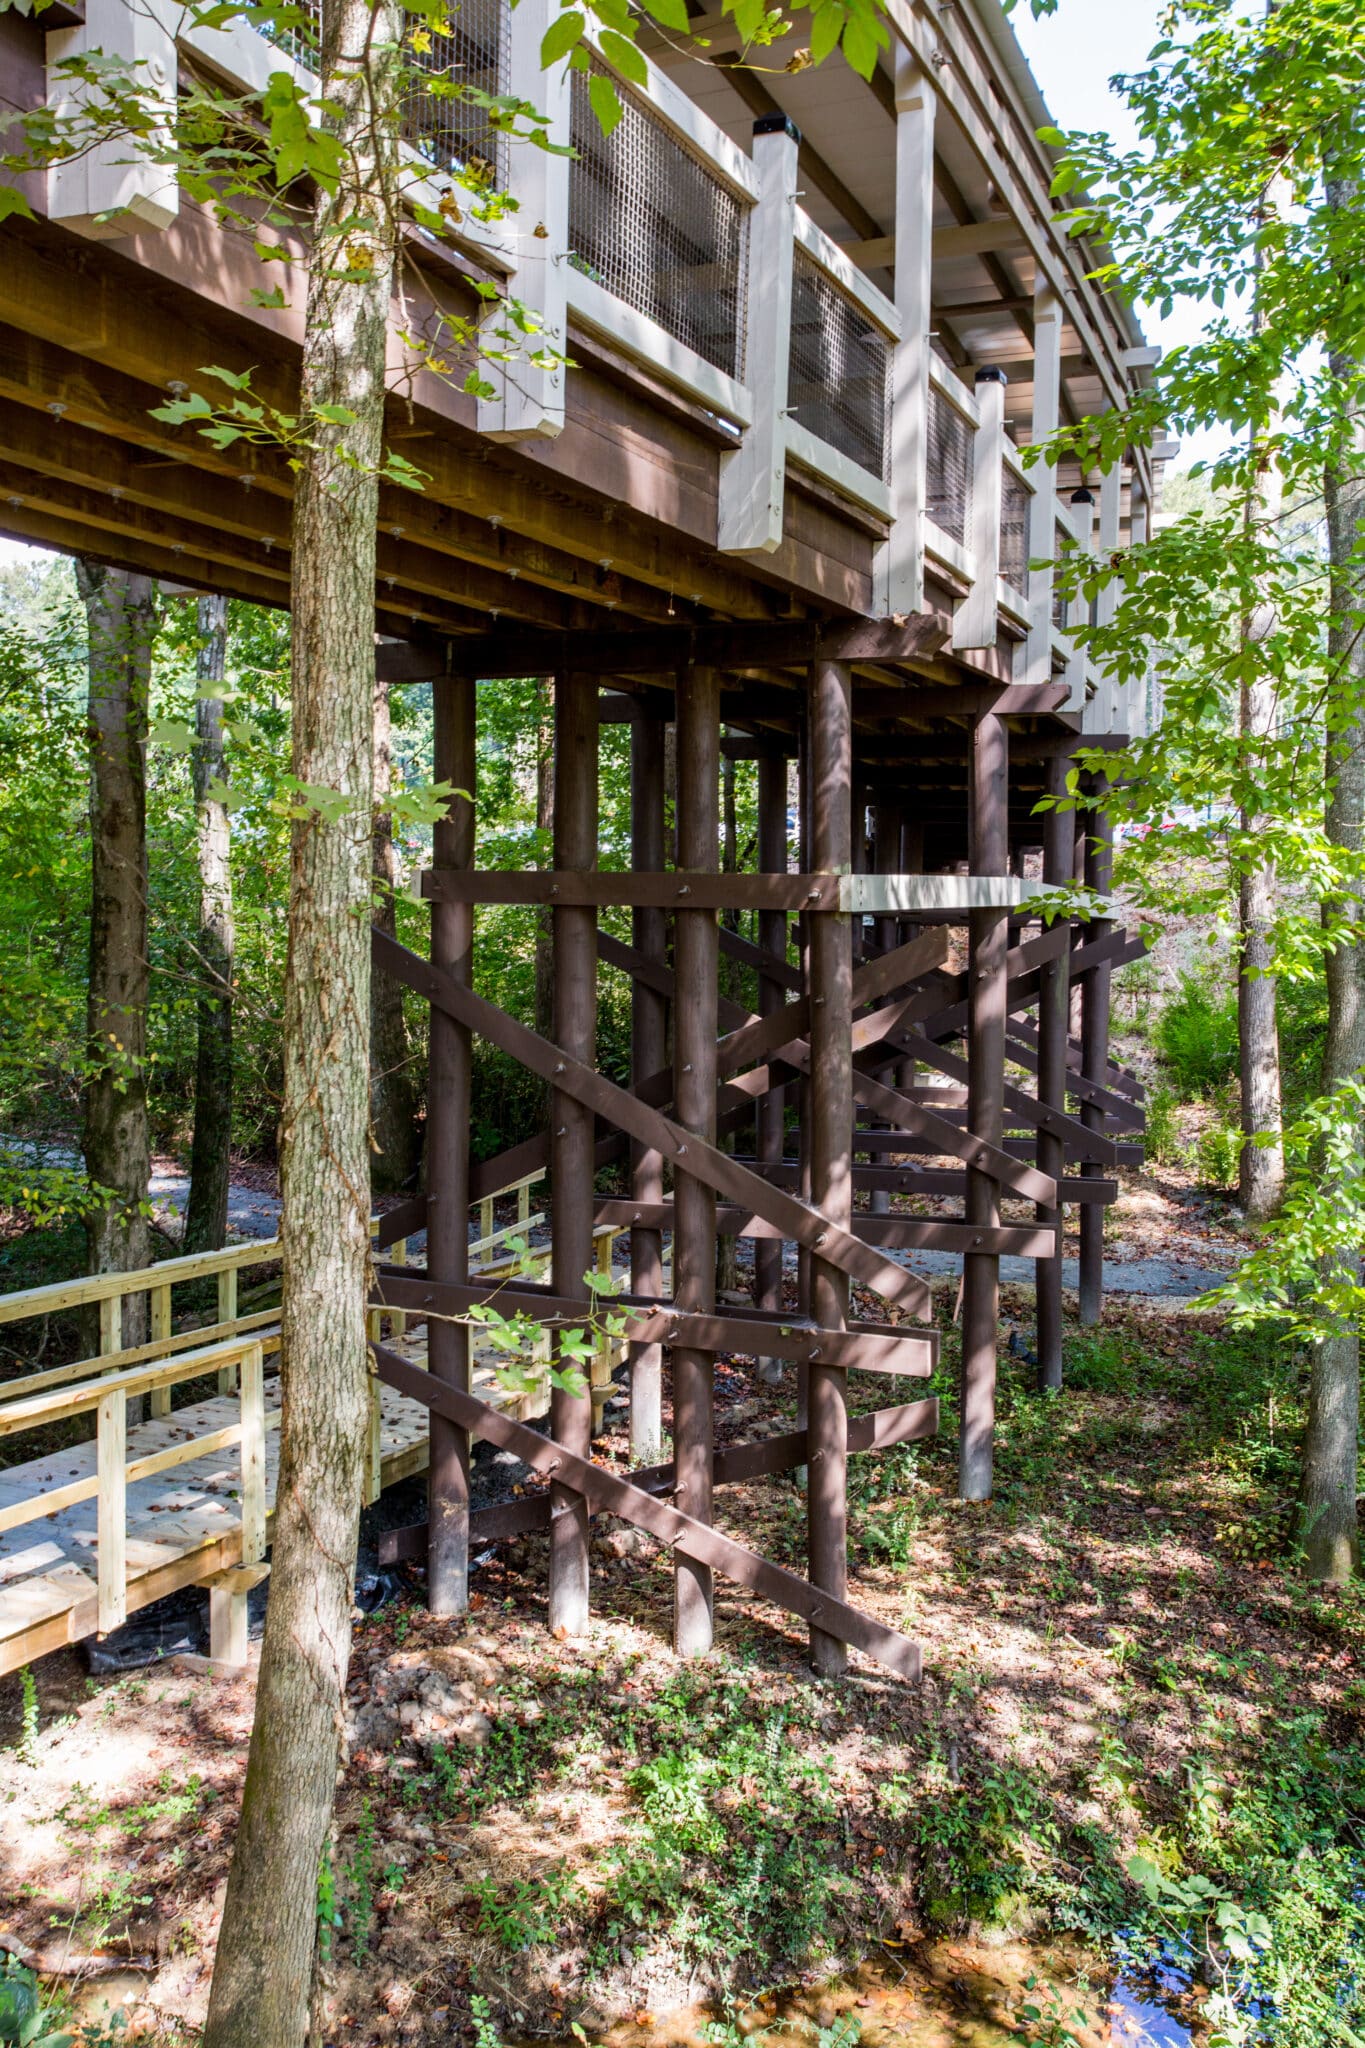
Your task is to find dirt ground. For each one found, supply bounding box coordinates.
[0,1137,1354,2048]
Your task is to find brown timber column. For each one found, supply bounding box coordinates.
[1036,751,1072,1391]
[754,750,788,1384]
[630,710,667,1459]
[548,672,598,1635]
[427,675,476,1616]
[807,659,854,1678]
[961,712,1009,1500]
[672,663,720,1658]
[1079,778,1114,1326]
[868,801,902,1218]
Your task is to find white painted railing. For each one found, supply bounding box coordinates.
[41,0,1150,729]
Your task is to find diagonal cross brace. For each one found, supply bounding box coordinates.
[374,930,931,1317]
[371,1341,924,1680]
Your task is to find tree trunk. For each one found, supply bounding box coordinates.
[1304,183,1365,1584]
[370,672,420,1192]
[1237,152,1287,1221]
[202,1,401,2038]
[185,594,236,1255]
[77,559,155,1357]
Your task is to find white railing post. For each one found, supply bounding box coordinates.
[885,55,937,618]
[475,0,570,442]
[1129,486,1151,734]
[46,0,179,238]
[1025,289,1063,684]
[1089,453,1125,731]
[1064,486,1095,711]
[717,115,798,556]
[952,367,1006,649]
[96,1387,127,1636]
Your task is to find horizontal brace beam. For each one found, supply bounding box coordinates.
[370,1342,923,1679]
[422,870,844,910]
[590,1201,1055,1259]
[375,1395,941,1565]
[381,614,953,682]
[370,1269,936,1374]
[729,1159,1119,1203]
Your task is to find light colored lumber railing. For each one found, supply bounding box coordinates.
[0,1334,270,1636]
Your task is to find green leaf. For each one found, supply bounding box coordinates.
[636,0,690,31]
[839,12,884,80]
[249,284,289,309]
[588,70,621,135]
[598,26,648,85]
[539,8,585,67]
[313,402,358,425]
[808,3,842,67]
[0,187,36,224]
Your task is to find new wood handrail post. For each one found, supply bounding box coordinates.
[216,1267,238,1395]
[96,1385,127,1636]
[548,671,599,1636]
[807,656,853,1677]
[98,1290,121,1361]
[886,53,937,617]
[952,368,1006,650]
[673,662,721,1658]
[717,116,798,555]
[961,710,1009,1501]
[427,673,476,1615]
[149,1283,172,1417]
[629,708,667,1460]
[240,1340,267,1563]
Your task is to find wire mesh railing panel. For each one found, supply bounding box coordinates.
[787,248,891,482]
[402,0,511,189]
[926,382,973,546]
[999,464,1031,593]
[256,0,511,189]
[568,62,749,381]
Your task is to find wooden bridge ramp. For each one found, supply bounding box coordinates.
[0,1172,621,1679]
[0,1323,520,1680]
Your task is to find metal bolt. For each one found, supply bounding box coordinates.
[554,1061,565,1074]
[557,1125,567,1136]
[814,1232,828,1247]
[677,884,691,896]
[677,1142,688,1156]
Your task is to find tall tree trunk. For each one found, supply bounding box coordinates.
[185,594,236,1254]
[1237,147,1287,1221]
[77,560,155,1356]
[202,1,401,2038]
[370,672,420,1191]
[1304,177,1365,1583]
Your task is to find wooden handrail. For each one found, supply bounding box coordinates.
[0,1332,267,1437]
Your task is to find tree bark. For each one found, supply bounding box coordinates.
[77,559,155,1354]
[1304,175,1365,1583]
[370,671,420,1192]
[1237,155,1287,1221]
[202,1,401,2038]
[185,594,236,1255]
